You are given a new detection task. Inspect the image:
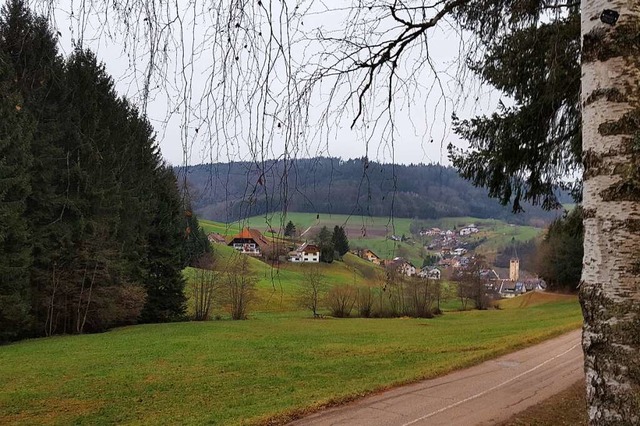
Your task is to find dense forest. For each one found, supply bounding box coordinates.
[0,1,208,343]
[180,158,567,225]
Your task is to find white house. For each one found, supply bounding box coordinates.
[289,243,320,263]
[418,268,441,280]
[452,247,467,256]
[387,257,417,277]
[459,227,479,236]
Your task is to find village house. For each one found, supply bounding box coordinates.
[523,278,547,292]
[459,226,479,236]
[452,247,467,256]
[356,248,382,265]
[452,256,470,269]
[419,227,442,236]
[438,258,455,268]
[386,257,417,277]
[228,227,271,256]
[289,243,320,263]
[499,280,526,298]
[418,267,441,280]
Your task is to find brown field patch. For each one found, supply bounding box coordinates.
[500,291,578,309]
[499,379,587,425]
[1,398,103,425]
[343,225,389,238]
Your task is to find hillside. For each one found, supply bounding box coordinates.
[202,213,543,269]
[178,158,566,225]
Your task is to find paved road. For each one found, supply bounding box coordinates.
[289,330,583,426]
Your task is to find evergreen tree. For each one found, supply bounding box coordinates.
[0,50,33,341]
[535,207,583,292]
[315,226,334,263]
[449,5,581,211]
[332,226,349,257]
[0,0,68,334]
[139,166,187,323]
[0,3,192,333]
[284,220,296,238]
[181,201,211,268]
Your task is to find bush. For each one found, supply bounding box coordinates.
[191,254,221,321]
[326,285,356,317]
[223,256,257,320]
[357,286,374,318]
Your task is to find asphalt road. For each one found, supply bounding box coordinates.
[289,329,584,426]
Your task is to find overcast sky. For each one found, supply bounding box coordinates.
[38,1,498,167]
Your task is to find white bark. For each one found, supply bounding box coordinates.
[580,0,640,423]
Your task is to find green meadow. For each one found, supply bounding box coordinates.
[0,295,581,425]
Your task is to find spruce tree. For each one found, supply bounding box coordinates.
[332,226,349,257]
[0,51,33,341]
[284,220,296,238]
[0,0,68,334]
[315,226,334,263]
[181,201,211,268]
[450,6,581,210]
[140,166,187,323]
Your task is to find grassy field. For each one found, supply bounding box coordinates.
[1,295,582,425]
[184,244,384,314]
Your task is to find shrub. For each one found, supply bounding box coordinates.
[326,285,356,317]
[357,286,374,318]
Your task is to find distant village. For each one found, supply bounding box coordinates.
[208,222,545,299]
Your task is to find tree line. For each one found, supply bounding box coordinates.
[181,158,565,225]
[0,0,208,343]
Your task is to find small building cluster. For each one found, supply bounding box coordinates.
[353,249,441,279]
[209,228,321,263]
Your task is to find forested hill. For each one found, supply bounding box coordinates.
[179,157,564,225]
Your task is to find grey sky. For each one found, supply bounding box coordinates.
[37,1,496,167]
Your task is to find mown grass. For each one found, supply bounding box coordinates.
[0,297,582,425]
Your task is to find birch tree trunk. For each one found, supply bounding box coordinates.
[580,0,640,423]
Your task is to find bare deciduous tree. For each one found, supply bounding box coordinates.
[297,265,326,317]
[191,253,220,321]
[407,277,435,318]
[326,285,357,318]
[454,255,490,310]
[224,255,257,320]
[357,285,375,318]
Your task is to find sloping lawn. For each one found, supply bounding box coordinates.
[1,297,581,425]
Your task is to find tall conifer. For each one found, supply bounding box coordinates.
[0,51,33,341]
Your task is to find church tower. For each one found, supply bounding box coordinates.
[509,258,520,281]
